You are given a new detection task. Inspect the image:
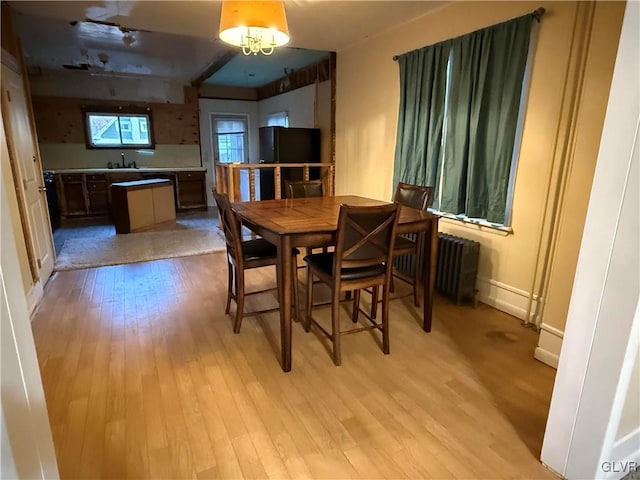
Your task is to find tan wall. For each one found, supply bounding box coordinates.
[335,1,623,329]
[540,2,626,331]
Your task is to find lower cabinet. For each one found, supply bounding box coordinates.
[176,171,207,210]
[86,174,109,214]
[56,169,206,218]
[58,174,87,215]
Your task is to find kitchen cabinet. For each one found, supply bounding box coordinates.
[176,171,206,210]
[56,169,206,218]
[57,174,87,216]
[86,174,109,214]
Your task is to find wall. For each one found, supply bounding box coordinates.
[534,2,626,367]
[29,70,186,104]
[38,144,201,170]
[335,1,624,344]
[257,81,332,164]
[542,3,639,475]
[31,88,201,171]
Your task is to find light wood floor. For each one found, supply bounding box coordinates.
[32,252,557,479]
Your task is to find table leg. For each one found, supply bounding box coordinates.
[278,234,293,372]
[422,217,439,332]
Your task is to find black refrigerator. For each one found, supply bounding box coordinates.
[259,126,321,200]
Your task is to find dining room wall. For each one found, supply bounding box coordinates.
[335,0,625,363]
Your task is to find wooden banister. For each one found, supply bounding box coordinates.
[215,163,335,202]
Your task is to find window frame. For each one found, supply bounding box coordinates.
[210,113,250,164]
[82,105,155,150]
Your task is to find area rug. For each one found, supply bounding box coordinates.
[54,224,226,271]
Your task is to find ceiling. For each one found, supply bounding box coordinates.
[9,1,443,88]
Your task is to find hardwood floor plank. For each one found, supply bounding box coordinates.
[33,252,558,479]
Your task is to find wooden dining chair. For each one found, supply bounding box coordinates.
[285,179,324,199]
[370,182,433,317]
[213,191,299,333]
[303,203,399,366]
[286,179,328,258]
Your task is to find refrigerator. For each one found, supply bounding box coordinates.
[259,126,321,200]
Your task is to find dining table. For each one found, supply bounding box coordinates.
[232,195,439,372]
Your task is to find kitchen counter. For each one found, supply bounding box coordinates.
[48,167,206,174]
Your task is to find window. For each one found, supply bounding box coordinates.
[267,112,289,127]
[85,110,153,149]
[393,14,536,227]
[212,115,248,163]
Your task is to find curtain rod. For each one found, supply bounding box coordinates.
[392,7,545,61]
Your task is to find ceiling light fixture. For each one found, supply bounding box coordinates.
[218,1,290,56]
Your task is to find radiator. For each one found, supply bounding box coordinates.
[435,233,480,305]
[393,232,480,306]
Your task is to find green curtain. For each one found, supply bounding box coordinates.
[392,41,450,195]
[440,15,534,223]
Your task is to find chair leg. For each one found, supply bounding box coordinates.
[370,286,379,319]
[352,289,361,323]
[292,254,299,322]
[382,283,390,355]
[304,267,313,332]
[413,234,425,307]
[225,260,233,314]
[233,268,245,334]
[331,288,342,366]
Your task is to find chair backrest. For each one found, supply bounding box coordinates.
[213,191,242,262]
[334,203,399,274]
[394,182,433,210]
[286,180,324,199]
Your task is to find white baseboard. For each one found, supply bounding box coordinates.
[475,276,563,369]
[600,428,640,479]
[476,276,541,323]
[25,280,43,318]
[534,323,564,369]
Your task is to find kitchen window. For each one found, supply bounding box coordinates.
[84,109,154,149]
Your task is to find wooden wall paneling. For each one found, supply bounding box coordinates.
[151,103,200,145]
[31,96,199,145]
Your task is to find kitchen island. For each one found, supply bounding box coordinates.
[111,179,176,233]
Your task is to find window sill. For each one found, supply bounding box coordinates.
[430,211,513,236]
